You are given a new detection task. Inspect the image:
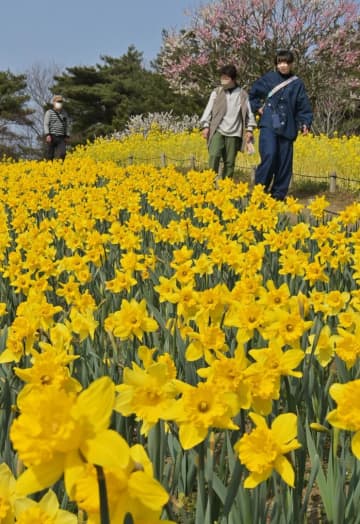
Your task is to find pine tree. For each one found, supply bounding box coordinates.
[53,46,203,141]
[0,71,33,157]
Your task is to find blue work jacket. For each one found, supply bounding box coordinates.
[249,71,313,141]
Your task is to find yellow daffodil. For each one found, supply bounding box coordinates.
[303,260,329,286]
[262,306,312,346]
[323,290,350,317]
[11,377,130,497]
[168,382,239,449]
[327,380,360,459]
[174,285,199,321]
[14,489,77,524]
[0,316,38,364]
[307,195,329,218]
[331,328,360,368]
[248,342,304,379]
[115,360,181,435]
[14,347,81,400]
[235,412,301,488]
[278,246,307,277]
[224,301,264,344]
[307,325,335,367]
[73,444,174,524]
[243,365,280,415]
[69,307,98,341]
[185,320,227,363]
[0,463,16,524]
[0,302,7,316]
[257,281,291,310]
[105,269,137,293]
[197,348,251,409]
[104,298,158,340]
[154,276,179,303]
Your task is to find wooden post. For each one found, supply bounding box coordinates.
[250,167,256,185]
[128,155,134,165]
[289,173,294,191]
[190,155,196,170]
[329,171,337,193]
[160,153,167,168]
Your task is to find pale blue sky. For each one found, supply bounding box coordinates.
[0,0,204,73]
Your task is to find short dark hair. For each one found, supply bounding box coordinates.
[219,64,237,80]
[274,49,294,65]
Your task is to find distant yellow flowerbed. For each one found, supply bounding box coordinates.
[72,128,360,180]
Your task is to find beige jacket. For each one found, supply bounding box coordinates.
[201,86,256,152]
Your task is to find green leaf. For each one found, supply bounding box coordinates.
[299,452,319,521]
[212,472,227,504]
[223,460,243,517]
[305,423,333,520]
[123,513,134,524]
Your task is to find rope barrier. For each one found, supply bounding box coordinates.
[114,154,360,192]
[336,175,360,184]
[293,173,329,181]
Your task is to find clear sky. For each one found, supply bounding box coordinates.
[0,0,204,73]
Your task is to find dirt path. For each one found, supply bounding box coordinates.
[290,189,357,216]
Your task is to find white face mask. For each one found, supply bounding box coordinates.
[54,102,63,110]
[220,79,232,87]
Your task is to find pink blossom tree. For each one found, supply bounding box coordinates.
[157,0,360,132]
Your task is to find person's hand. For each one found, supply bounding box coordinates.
[246,142,255,155]
[46,135,52,143]
[245,131,255,154]
[202,128,210,140]
[302,125,309,135]
[245,131,254,143]
[258,106,264,116]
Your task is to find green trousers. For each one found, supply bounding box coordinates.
[208,131,241,178]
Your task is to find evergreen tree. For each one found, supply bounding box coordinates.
[0,71,33,157]
[53,46,203,141]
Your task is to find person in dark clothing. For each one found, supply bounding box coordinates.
[249,50,312,200]
[44,95,70,161]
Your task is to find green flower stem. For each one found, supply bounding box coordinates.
[195,439,206,521]
[96,465,110,524]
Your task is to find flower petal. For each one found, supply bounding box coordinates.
[271,413,298,444]
[127,471,169,510]
[179,423,208,450]
[74,376,115,432]
[326,409,344,429]
[281,350,304,370]
[351,431,360,460]
[64,450,87,499]
[38,489,59,516]
[328,383,346,403]
[16,455,65,496]
[185,341,203,361]
[14,497,36,517]
[130,444,153,476]
[81,429,130,469]
[244,468,272,488]
[274,455,295,487]
[249,412,268,429]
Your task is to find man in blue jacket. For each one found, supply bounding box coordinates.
[249,49,313,200]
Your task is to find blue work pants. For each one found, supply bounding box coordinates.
[255,127,294,200]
